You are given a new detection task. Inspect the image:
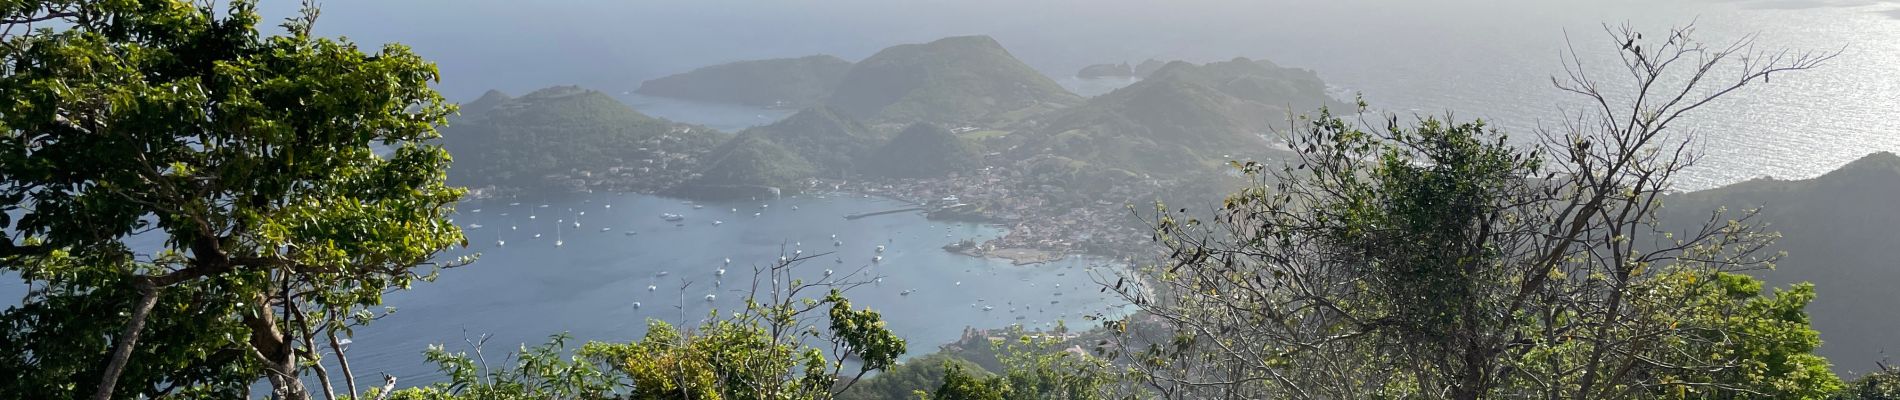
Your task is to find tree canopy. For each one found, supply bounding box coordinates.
[1,1,464,398]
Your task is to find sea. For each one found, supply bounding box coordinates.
[5,0,1899,389]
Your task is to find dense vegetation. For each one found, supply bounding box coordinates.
[1,1,465,398]
[636,55,854,108]
[1662,151,1900,373]
[6,1,1897,400]
[861,123,985,179]
[826,35,1082,125]
[438,86,728,192]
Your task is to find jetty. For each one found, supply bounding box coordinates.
[844,207,925,220]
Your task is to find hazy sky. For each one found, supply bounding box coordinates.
[256,0,1900,100]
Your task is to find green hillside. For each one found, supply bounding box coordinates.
[1015,58,1339,178]
[861,123,984,179]
[745,106,879,178]
[439,86,728,191]
[1665,152,1900,375]
[689,133,817,188]
[636,55,853,107]
[826,35,1081,125]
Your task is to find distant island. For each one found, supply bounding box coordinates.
[441,36,1361,265]
[635,54,853,108]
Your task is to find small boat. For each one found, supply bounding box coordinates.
[955,281,961,286]
[731,208,738,213]
[496,240,505,247]
[875,245,885,253]
[791,206,799,210]
[604,204,611,209]
[533,233,542,238]
[469,224,484,229]
[693,204,704,209]
[724,258,731,264]
[539,204,549,208]
[712,220,723,226]
[872,256,883,263]
[656,271,669,277]
[647,285,657,292]
[983,305,994,311]
[529,215,536,219]
[472,209,482,213]
[599,227,611,232]
[834,240,842,246]
[632,302,641,309]
[823,269,834,276]
[900,289,915,296]
[624,231,638,236]
[509,202,521,206]
[716,268,725,276]
[511,226,518,230]
[752,212,761,217]
[704,294,716,302]
[660,213,684,222]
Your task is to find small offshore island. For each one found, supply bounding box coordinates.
[439,35,1342,266]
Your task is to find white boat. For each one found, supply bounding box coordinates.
[723,258,731,264]
[656,271,669,277]
[533,233,542,238]
[599,227,611,232]
[469,224,483,229]
[875,245,885,253]
[693,205,704,209]
[872,256,883,263]
[716,268,725,276]
[632,302,641,309]
[509,202,521,206]
[823,269,833,276]
[624,231,637,236]
[712,220,723,226]
[983,305,994,311]
[704,294,716,302]
[472,209,482,213]
[647,285,657,291]
[539,204,549,208]
[660,213,685,222]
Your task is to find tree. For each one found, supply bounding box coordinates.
[1107,24,1841,399]
[0,1,463,399]
[389,254,907,400]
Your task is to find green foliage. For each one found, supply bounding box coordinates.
[0,0,463,397]
[836,354,985,400]
[862,123,983,179]
[637,55,854,107]
[692,133,819,188]
[438,85,728,191]
[1662,152,1900,372]
[1832,367,1900,400]
[387,334,619,400]
[827,35,1080,125]
[1023,58,1332,179]
[393,262,907,400]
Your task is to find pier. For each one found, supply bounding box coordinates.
[844,207,925,220]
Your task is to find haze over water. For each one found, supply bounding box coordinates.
[291,0,1900,190]
[219,0,1900,384]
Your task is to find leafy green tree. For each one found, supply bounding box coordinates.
[0,1,462,398]
[389,255,907,400]
[1109,25,1842,399]
[1831,365,1900,400]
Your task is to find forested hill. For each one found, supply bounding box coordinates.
[635,55,853,108]
[438,86,727,193]
[1013,58,1340,179]
[825,35,1081,125]
[1666,151,1900,375]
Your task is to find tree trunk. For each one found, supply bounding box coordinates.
[91,280,161,400]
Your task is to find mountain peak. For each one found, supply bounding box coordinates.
[826,36,1079,124]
